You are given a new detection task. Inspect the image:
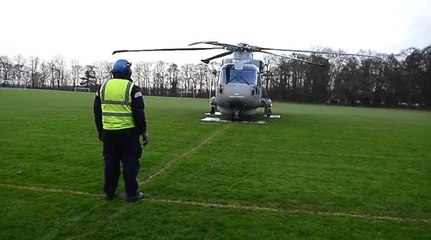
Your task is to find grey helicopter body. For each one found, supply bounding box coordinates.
[113,41,376,120]
[209,50,273,119]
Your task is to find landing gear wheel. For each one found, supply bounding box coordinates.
[210,106,216,115]
[233,110,240,120]
[265,108,272,117]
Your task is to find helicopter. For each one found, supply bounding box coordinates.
[113,41,377,121]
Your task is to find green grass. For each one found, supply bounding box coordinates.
[0,88,430,239]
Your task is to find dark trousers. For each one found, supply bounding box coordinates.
[103,139,142,197]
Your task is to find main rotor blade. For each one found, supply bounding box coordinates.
[261,50,326,67]
[201,51,233,64]
[260,47,378,58]
[112,47,223,55]
[189,41,237,49]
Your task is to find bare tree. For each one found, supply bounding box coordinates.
[48,60,59,88]
[29,57,40,88]
[95,61,111,85]
[180,64,194,97]
[133,62,144,87]
[142,62,152,94]
[132,62,152,94]
[0,56,13,85]
[167,63,179,96]
[53,56,66,87]
[193,63,210,97]
[11,55,26,86]
[262,55,277,97]
[40,62,51,88]
[71,60,82,87]
[152,61,167,95]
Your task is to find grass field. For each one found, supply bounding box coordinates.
[0,88,430,239]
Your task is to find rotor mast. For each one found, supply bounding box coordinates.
[233,51,253,60]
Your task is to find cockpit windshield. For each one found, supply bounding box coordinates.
[220,64,259,85]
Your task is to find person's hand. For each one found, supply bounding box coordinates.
[142,133,149,146]
[98,132,103,142]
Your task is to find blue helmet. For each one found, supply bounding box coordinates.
[111,59,132,75]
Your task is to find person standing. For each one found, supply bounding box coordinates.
[93,59,148,202]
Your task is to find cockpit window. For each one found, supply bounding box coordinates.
[220,64,259,85]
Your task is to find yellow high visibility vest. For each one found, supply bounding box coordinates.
[100,79,135,130]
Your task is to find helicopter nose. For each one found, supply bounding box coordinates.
[220,84,257,107]
[224,84,248,98]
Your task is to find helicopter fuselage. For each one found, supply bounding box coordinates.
[212,82,261,115]
[210,55,272,117]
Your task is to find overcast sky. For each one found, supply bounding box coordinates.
[1,0,430,65]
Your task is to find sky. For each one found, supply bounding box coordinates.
[1,0,430,65]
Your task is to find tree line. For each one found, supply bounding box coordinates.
[1,44,430,108]
[263,45,431,108]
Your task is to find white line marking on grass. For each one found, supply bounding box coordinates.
[1,182,429,224]
[139,124,231,185]
[147,197,431,224]
[0,183,102,198]
[282,151,409,160]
